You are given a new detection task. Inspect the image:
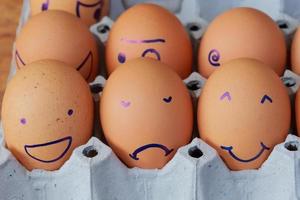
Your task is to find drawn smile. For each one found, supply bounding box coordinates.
[141,48,161,61]
[221,142,270,163]
[24,136,72,163]
[129,143,173,160]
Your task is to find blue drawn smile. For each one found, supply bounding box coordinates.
[141,48,161,61]
[129,143,173,160]
[220,142,270,163]
[24,136,72,163]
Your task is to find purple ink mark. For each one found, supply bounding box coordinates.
[67,109,74,116]
[76,0,103,21]
[118,52,126,63]
[261,95,273,104]
[163,96,172,103]
[220,91,231,101]
[41,0,50,11]
[121,38,166,44]
[141,48,161,60]
[221,142,270,163]
[208,49,220,67]
[24,136,72,163]
[76,51,93,80]
[15,50,26,69]
[20,118,26,125]
[129,143,174,160]
[121,100,131,108]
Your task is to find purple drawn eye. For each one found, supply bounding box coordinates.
[118,53,126,63]
[261,95,272,104]
[41,0,49,11]
[20,118,26,125]
[67,109,74,116]
[220,91,231,101]
[94,8,101,21]
[163,96,172,103]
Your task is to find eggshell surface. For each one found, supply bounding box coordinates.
[106,3,193,79]
[198,7,287,78]
[15,10,99,82]
[30,0,110,27]
[198,58,290,170]
[2,60,94,171]
[291,27,300,75]
[100,58,193,169]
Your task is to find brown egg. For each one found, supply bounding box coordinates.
[100,58,193,169]
[106,3,193,79]
[30,0,110,27]
[295,88,300,136]
[15,10,99,82]
[2,60,94,171]
[198,58,290,170]
[198,7,287,78]
[291,27,300,75]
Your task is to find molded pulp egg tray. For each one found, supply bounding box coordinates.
[1,0,300,199]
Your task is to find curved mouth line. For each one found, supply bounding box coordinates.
[221,142,270,163]
[15,50,26,69]
[76,0,103,18]
[141,48,161,61]
[129,143,173,161]
[24,136,72,163]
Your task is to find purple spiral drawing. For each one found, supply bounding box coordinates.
[208,49,220,67]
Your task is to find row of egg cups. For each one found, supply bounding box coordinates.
[13,3,300,86]
[1,55,298,173]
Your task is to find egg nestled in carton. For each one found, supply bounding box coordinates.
[2,60,94,171]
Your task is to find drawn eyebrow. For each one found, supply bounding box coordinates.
[220,91,231,101]
[120,38,166,44]
[260,95,273,104]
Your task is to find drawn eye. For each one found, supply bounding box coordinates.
[67,109,74,116]
[163,96,172,103]
[220,91,231,101]
[118,53,126,63]
[260,95,273,104]
[20,118,27,125]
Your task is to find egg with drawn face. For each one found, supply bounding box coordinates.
[198,7,287,78]
[15,10,99,82]
[2,60,94,171]
[106,3,193,79]
[198,58,290,170]
[100,58,193,169]
[30,0,110,27]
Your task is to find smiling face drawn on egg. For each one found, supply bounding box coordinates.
[2,60,94,171]
[106,3,193,79]
[198,58,291,170]
[100,58,193,169]
[15,10,99,82]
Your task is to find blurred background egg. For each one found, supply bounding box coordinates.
[106,3,193,79]
[15,10,99,82]
[30,0,110,27]
[1,60,94,171]
[100,58,193,169]
[198,58,290,170]
[198,7,287,78]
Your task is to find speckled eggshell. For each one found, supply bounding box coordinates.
[30,0,110,27]
[15,10,99,82]
[198,58,290,171]
[198,7,287,78]
[2,60,94,171]
[100,58,193,169]
[106,3,193,79]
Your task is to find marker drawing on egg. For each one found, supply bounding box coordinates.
[76,0,103,21]
[129,143,174,160]
[163,96,172,103]
[141,48,161,60]
[118,52,126,63]
[121,38,166,44]
[20,118,27,125]
[208,49,220,67]
[261,95,273,104]
[121,100,131,108]
[15,50,26,69]
[41,0,50,11]
[220,91,231,101]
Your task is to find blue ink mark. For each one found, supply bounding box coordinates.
[76,0,103,21]
[129,143,173,160]
[220,142,270,163]
[220,91,231,101]
[118,52,126,63]
[141,48,161,60]
[163,96,172,103]
[208,49,220,67]
[261,95,273,104]
[24,136,72,163]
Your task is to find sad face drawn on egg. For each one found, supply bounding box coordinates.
[100,58,193,169]
[198,58,291,170]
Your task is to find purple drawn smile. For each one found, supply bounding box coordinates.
[221,142,270,163]
[76,0,103,21]
[142,48,161,60]
[24,136,72,163]
[121,38,166,44]
[129,143,174,160]
[121,100,131,108]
